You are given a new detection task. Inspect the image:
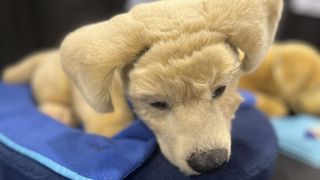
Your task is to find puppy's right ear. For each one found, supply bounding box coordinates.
[208,0,283,73]
[61,14,147,113]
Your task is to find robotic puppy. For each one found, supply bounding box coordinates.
[4,0,283,175]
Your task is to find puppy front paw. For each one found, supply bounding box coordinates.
[39,103,78,127]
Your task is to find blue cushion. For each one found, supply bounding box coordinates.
[0,83,156,180]
[0,84,277,180]
[271,115,320,168]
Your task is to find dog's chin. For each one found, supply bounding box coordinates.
[182,168,200,176]
[159,146,199,175]
[165,154,200,176]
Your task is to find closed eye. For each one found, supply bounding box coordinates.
[149,101,169,110]
[212,86,226,98]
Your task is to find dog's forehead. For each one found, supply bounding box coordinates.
[137,31,226,67]
[129,40,240,99]
[136,37,239,80]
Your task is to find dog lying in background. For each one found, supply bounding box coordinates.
[240,42,320,116]
[3,0,283,175]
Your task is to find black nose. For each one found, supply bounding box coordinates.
[187,148,228,173]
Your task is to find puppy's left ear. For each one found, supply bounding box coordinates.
[213,0,283,73]
[60,14,147,113]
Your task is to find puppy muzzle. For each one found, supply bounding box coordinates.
[187,148,228,173]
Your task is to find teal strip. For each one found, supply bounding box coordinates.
[0,133,93,180]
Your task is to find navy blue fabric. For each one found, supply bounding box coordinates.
[0,83,277,180]
[126,107,278,180]
[0,141,66,180]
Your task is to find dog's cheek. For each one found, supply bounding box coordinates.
[130,101,165,133]
[219,89,242,120]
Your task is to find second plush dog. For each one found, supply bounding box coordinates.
[240,42,320,116]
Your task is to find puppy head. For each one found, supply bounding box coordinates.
[61,0,283,175]
[128,32,243,174]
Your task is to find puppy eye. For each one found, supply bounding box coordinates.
[150,101,169,110]
[212,86,226,98]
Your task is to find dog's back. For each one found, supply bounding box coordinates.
[3,50,72,105]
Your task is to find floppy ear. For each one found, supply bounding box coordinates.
[60,14,147,112]
[207,0,283,73]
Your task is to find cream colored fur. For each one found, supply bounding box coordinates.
[3,0,283,175]
[240,42,320,116]
[3,50,133,136]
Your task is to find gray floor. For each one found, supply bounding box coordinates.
[272,154,320,180]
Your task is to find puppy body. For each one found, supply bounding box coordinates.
[3,50,133,136]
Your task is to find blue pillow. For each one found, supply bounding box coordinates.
[271,115,320,168]
[0,83,156,180]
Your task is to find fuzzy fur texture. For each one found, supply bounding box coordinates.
[240,42,320,116]
[61,0,283,113]
[3,0,283,175]
[3,50,134,136]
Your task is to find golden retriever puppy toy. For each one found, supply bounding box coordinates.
[3,0,283,175]
[240,42,320,117]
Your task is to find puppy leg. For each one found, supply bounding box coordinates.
[255,93,288,116]
[39,103,78,126]
[72,72,134,137]
[31,55,77,126]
